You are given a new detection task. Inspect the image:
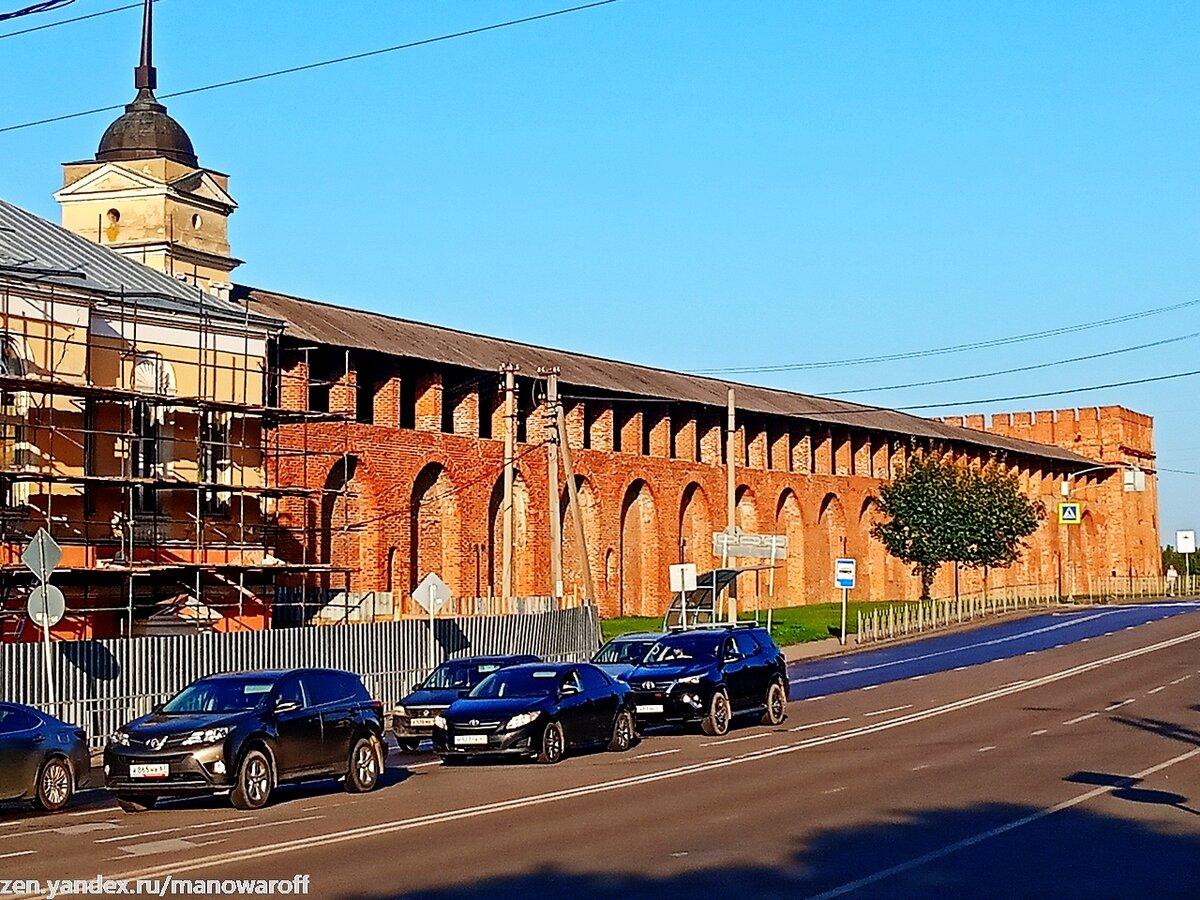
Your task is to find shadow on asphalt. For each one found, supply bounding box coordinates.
[340,802,1200,900]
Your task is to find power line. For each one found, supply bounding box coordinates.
[0,0,622,135]
[0,0,74,24]
[899,369,1200,412]
[0,0,149,39]
[821,332,1200,397]
[1161,468,1200,477]
[695,298,1200,375]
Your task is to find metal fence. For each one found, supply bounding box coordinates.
[855,584,1062,645]
[0,606,601,749]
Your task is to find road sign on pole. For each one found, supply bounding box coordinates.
[835,558,856,647]
[27,584,65,629]
[1177,530,1196,555]
[1058,502,1082,525]
[21,528,63,708]
[21,528,62,583]
[668,564,697,593]
[412,573,453,675]
[712,530,788,560]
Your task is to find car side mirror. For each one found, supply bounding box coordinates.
[274,699,300,715]
[560,684,580,698]
[151,702,164,714]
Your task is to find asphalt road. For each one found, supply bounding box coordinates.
[5,603,1200,899]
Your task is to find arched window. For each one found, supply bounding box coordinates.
[0,336,30,508]
[131,353,177,512]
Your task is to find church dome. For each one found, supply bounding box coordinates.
[96,88,198,168]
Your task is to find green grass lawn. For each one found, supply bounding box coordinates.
[601,601,876,647]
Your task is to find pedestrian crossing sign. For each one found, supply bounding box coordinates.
[1058,502,1082,525]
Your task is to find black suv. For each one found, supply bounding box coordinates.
[624,626,788,736]
[105,668,384,811]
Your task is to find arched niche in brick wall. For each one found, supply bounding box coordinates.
[561,476,600,602]
[410,462,462,602]
[775,489,805,607]
[735,485,761,609]
[487,471,531,598]
[814,492,846,600]
[619,479,659,617]
[321,455,377,591]
[678,482,714,570]
[859,497,889,603]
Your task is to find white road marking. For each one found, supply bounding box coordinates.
[32,627,1200,895]
[909,675,926,681]
[119,838,202,858]
[977,745,996,753]
[953,666,968,672]
[631,748,680,760]
[54,822,119,835]
[0,850,36,859]
[1148,686,1166,694]
[823,787,846,794]
[861,685,878,691]
[807,747,1200,900]
[701,732,772,747]
[911,764,931,771]
[998,680,1027,688]
[95,816,254,844]
[790,717,850,732]
[1105,699,1134,711]
[1025,651,1037,656]
[1170,675,1191,685]
[1063,712,1099,725]
[1031,729,1048,736]
[804,695,826,702]
[864,705,912,717]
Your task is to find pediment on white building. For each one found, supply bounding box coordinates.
[55,163,165,200]
[169,171,237,211]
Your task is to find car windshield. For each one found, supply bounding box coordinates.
[642,634,722,666]
[469,669,560,700]
[421,660,506,691]
[593,639,657,665]
[160,677,276,714]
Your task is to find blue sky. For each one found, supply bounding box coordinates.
[1,0,1197,542]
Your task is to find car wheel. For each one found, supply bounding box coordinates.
[230,749,274,810]
[115,794,157,813]
[701,688,731,736]
[396,738,421,753]
[607,711,635,752]
[33,757,73,812]
[761,679,787,726]
[537,720,565,764]
[345,736,382,793]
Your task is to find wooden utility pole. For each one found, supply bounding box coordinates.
[557,404,597,604]
[500,365,518,603]
[726,386,737,623]
[541,367,563,598]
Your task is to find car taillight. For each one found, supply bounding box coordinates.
[370,700,383,716]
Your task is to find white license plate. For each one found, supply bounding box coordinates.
[129,763,169,779]
[636,704,664,714]
[453,734,488,746]
[409,718,435,727]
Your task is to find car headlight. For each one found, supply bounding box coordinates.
[392,705,407,718]
[504,711,541,730]
[433,714,447,730]
[109,731,130,747]
[181,726,231,747]
[675,675,702,685]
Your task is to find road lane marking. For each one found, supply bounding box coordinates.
[790,717,850,732]
[861,685,878,691]
[0,851,36,859]
[911,764,930,771]
[823,787,845,794]
[701,732,772,747]
[998,680,1027,688]
[95,816,256,843]
[864,705,912,717]
[953,666,968,672]
[42,626,1200,893]
[1170,675,1191,685]
[804,695,826,702]
[977,746,996,752]
[1063,712,1099,725]
[631,748,680,760]
[1105,699,1134,711]
[909,675,926,681]
[1148,686,1166,694]
[1031,729,1048,736]
[807,746,1200,900]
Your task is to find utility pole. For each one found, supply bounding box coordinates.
[726,387,736,624]
[557,403,597,604]
[540,367,563,598]
[500,364,518,603]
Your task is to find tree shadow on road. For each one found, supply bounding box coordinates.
[341,801,1200,900]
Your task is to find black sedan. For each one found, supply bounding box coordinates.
[391,654,539,751]
[105,668,384,811]
[0,702,90,813]
[432,662,636,764]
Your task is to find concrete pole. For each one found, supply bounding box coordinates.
[500,365,518,604]
[544,368,563,598]
[726,387,736,624]
[557,404,597,604]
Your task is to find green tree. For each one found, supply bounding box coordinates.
[872,453,1044,599]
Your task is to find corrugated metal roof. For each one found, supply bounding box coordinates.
[236,285,1093,467]
[0,198,279,329]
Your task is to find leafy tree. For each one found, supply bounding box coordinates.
[872,453,1044,599]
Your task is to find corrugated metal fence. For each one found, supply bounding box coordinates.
[0,606,601,749]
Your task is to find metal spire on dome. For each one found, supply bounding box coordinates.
[133,0,157,92]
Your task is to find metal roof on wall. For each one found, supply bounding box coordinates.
[0,198,279,329]
[235,284,1094,468]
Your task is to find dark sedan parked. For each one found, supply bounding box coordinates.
[0,703,90,812]
[432,662,636,764]
[391,654,539,751]
[105,668,384,811]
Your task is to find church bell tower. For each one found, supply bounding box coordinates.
[55,0,241,292]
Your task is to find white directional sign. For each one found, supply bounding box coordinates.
[412,572,452,615]
[21,528,62,582]
[1177,530,1196,555]
[27,584,65,629]
[834,558,857,590]
[669,563,698,593]
[712,530,789,560]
